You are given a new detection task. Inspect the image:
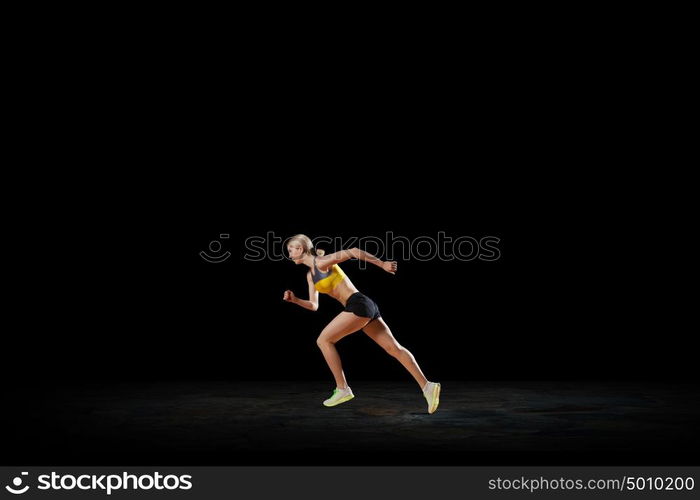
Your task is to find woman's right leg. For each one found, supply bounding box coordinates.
[362,318,429,389]
[317,312,371,389]
[362,317,441,414]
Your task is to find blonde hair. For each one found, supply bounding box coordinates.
[287,234,325,256]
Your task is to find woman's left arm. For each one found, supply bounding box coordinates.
[317,248,397,274]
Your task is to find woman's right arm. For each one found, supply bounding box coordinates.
[282,272,319,311]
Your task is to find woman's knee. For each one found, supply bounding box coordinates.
[384,342,405,357]
[317,335,332,347]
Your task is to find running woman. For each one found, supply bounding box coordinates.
[283,234,440,413]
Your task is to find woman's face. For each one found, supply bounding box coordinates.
[287,243,304,263]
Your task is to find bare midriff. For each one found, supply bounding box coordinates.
[325,275,359,306]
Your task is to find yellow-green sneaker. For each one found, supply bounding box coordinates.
[323,387,354,407]
[423,382,441,414]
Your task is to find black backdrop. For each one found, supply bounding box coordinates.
[8,175,692,384]
[2,17,695,473]
[4,34,692,385]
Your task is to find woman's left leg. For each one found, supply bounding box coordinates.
[317,311,371,390]
[362,318,429,390]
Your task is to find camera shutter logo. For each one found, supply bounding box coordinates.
[5,472,29,495]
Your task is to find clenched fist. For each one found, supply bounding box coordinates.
[283,290,297,302]
[382,261,398,274]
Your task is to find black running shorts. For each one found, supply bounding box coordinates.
[344,292,381,321]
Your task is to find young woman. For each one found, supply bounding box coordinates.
[283,234,440,414]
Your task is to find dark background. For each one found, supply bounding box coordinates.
[7,175,692,384]
[3,18,695,470]
[5,38,692,381]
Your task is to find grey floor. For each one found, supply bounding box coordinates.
[5,381,699,465]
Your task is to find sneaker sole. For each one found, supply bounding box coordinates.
[428,383,441,414]
[323,394,354,407]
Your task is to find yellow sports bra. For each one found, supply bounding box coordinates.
[311,257,347,294]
